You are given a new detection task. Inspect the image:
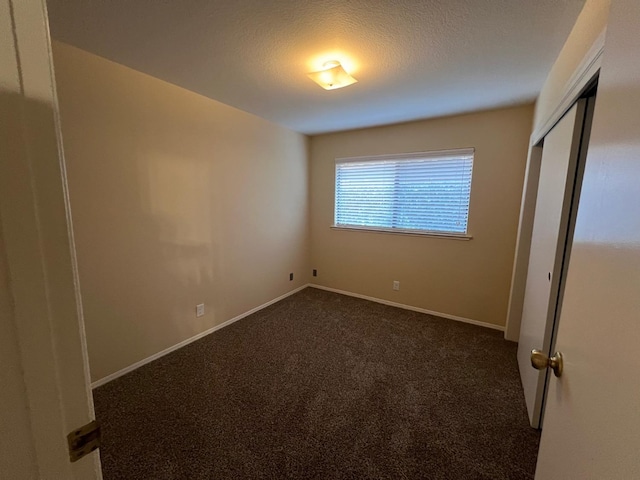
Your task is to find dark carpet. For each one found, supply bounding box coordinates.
[94,287,540,479]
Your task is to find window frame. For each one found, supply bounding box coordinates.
[332,148,474,240]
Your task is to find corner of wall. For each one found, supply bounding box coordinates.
[533,0,611,137]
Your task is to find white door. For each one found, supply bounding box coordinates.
[535,0,640,477]
[517,101,587,428]
[0,0,101,478]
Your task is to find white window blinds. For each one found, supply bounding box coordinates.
[334,149,474,235]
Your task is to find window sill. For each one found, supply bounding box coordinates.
[330,225,473,240]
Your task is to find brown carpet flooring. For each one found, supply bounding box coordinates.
[94,287,540,479]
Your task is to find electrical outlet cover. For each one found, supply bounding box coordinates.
[196,304,205,317]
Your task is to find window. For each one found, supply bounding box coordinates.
[334,149,474,237]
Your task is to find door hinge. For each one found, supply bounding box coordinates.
[67,420,101,462]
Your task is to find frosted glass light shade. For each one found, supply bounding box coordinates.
[307,61,357,90]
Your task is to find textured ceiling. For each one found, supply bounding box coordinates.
[47,0,585,135]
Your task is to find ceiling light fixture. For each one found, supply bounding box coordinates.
[307,60,357,90]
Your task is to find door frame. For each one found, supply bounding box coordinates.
[504,28,605,343]
[0,0,101,477]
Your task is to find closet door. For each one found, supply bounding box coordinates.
[517,100,587,428]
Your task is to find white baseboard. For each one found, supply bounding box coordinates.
[91,284,310,389]
[93,282,503,388]
[308,284,505,332]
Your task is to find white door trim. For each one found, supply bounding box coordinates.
[531,29,605,146]
[0,0,101,477]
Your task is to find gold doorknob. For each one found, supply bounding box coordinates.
[530,349,563,377]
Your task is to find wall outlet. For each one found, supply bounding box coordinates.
[289,272,294,281]
[393,280,400,291]
[313,269,317,277]
[196,304,205,317]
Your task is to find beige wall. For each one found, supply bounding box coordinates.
[533,0,611,134]
[52,42,310,382]
[309,105,534,328]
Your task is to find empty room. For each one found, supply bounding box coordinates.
[3,0,640,479]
